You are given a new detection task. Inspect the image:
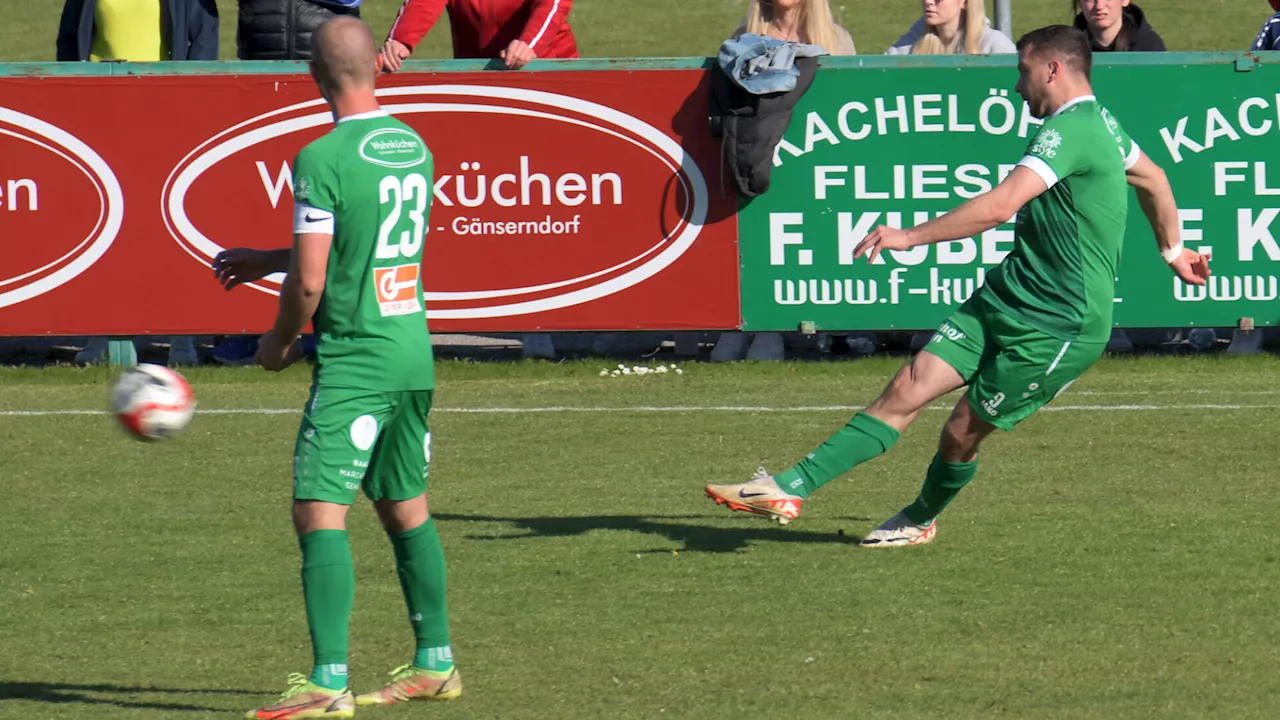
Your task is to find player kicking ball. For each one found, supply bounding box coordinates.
[707,26,1211,548]
[213,17,459,719]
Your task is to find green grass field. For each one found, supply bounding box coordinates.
[1,0,1268,63]
[2,2,1278,717]
[3,357,1279,718]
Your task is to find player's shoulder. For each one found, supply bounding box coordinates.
[1096,101,1126,127]
[1044,98,1099,125]
[1042,99,1124,141]
[295,128,343,167]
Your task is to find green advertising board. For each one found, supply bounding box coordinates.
[739,54,1280,332]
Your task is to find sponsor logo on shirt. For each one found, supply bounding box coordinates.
[373,263,423,317]
[360,128,427,169]
[1030,128,1062,158]
[932,321,966,343]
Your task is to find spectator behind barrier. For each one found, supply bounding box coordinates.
[57,0,219,61]
[1252,0,1280,51]
[1072,0,1165,52]
[237,0,361,60]
[379,0,578,72]
[735,0,856,55]
[58,0,217,366]
[885,0,1016,55]
[711,0,854,363]
[379,0,578,359]
[210,0,357,364]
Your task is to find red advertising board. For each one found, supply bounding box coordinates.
[0,69,739,335]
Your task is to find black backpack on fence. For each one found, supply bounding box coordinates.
[708,56,819,199]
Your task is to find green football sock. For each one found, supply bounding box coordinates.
[413,646,454,673]
[775,413,901,498]
[390,520,452,671]
[300,529,354,691]
[903,453,978,525]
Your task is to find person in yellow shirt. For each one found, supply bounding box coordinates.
[57,0,219,61]
[57,0,217,366]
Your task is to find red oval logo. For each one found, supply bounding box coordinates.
[0,108,123,308]
[162,85,708,318]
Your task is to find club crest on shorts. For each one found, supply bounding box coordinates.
[351,414,378,451]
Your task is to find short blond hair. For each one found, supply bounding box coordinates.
[912,0,988,55]
[743,0,845,56]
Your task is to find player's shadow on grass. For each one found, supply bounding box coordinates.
[435,513,866,553]
[0,681,265,713]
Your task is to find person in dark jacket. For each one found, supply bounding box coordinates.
[1071,0,1165,52]
[212,0,360,364]
[237,0,361,60]
[1251,0,1280,51]
[57,0,219,61]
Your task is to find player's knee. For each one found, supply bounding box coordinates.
[375,494,430,534]
[937,422,981,463]
[292,500,348,536]
[874,365,929,413]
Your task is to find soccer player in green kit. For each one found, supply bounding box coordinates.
[707,26,1212,547]
[214,17,459,720]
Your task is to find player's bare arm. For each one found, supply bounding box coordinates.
[211,248,290,290]
[853,166,1049,264]
[1126,150,1212,286]
[257,233,332,372]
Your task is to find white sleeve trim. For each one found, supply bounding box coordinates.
[294,202,335,235]
[1017,155,1059,190]
[527,0,560,49]
[1123,140,1141,171]
[388,0,407,39]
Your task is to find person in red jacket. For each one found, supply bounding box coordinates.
[380,0,577,70]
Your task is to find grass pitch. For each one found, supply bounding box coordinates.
[2,356,1279,718]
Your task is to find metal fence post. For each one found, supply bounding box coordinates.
[995,0,1012,39]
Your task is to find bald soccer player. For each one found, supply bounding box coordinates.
[234,17,460,719]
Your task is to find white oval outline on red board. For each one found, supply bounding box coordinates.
[162,85,707,319]
[0,130,105,289]
[0,108,123,309]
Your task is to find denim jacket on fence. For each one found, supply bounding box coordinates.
[716,33,828,95]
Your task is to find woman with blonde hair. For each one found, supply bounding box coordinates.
[711,0,854,362]
[737,0,857,56]
[886,0,1015,55]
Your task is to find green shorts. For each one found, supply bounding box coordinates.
[293,385,434,504]
[924,295,1105,431]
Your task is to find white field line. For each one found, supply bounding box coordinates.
[1,403,1277,417]
[1069,389,1280,396]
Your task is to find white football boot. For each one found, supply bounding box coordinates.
[859,511,937,548]
[705,468,804,525]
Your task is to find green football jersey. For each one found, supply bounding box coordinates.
[980,95,1138,343]
[291,110,435,391]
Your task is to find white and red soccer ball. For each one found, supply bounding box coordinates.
[110,364,196,441]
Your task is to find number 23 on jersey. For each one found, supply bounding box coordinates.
[374,172,429,317]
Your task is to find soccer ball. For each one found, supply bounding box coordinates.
[110,364,196,441]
